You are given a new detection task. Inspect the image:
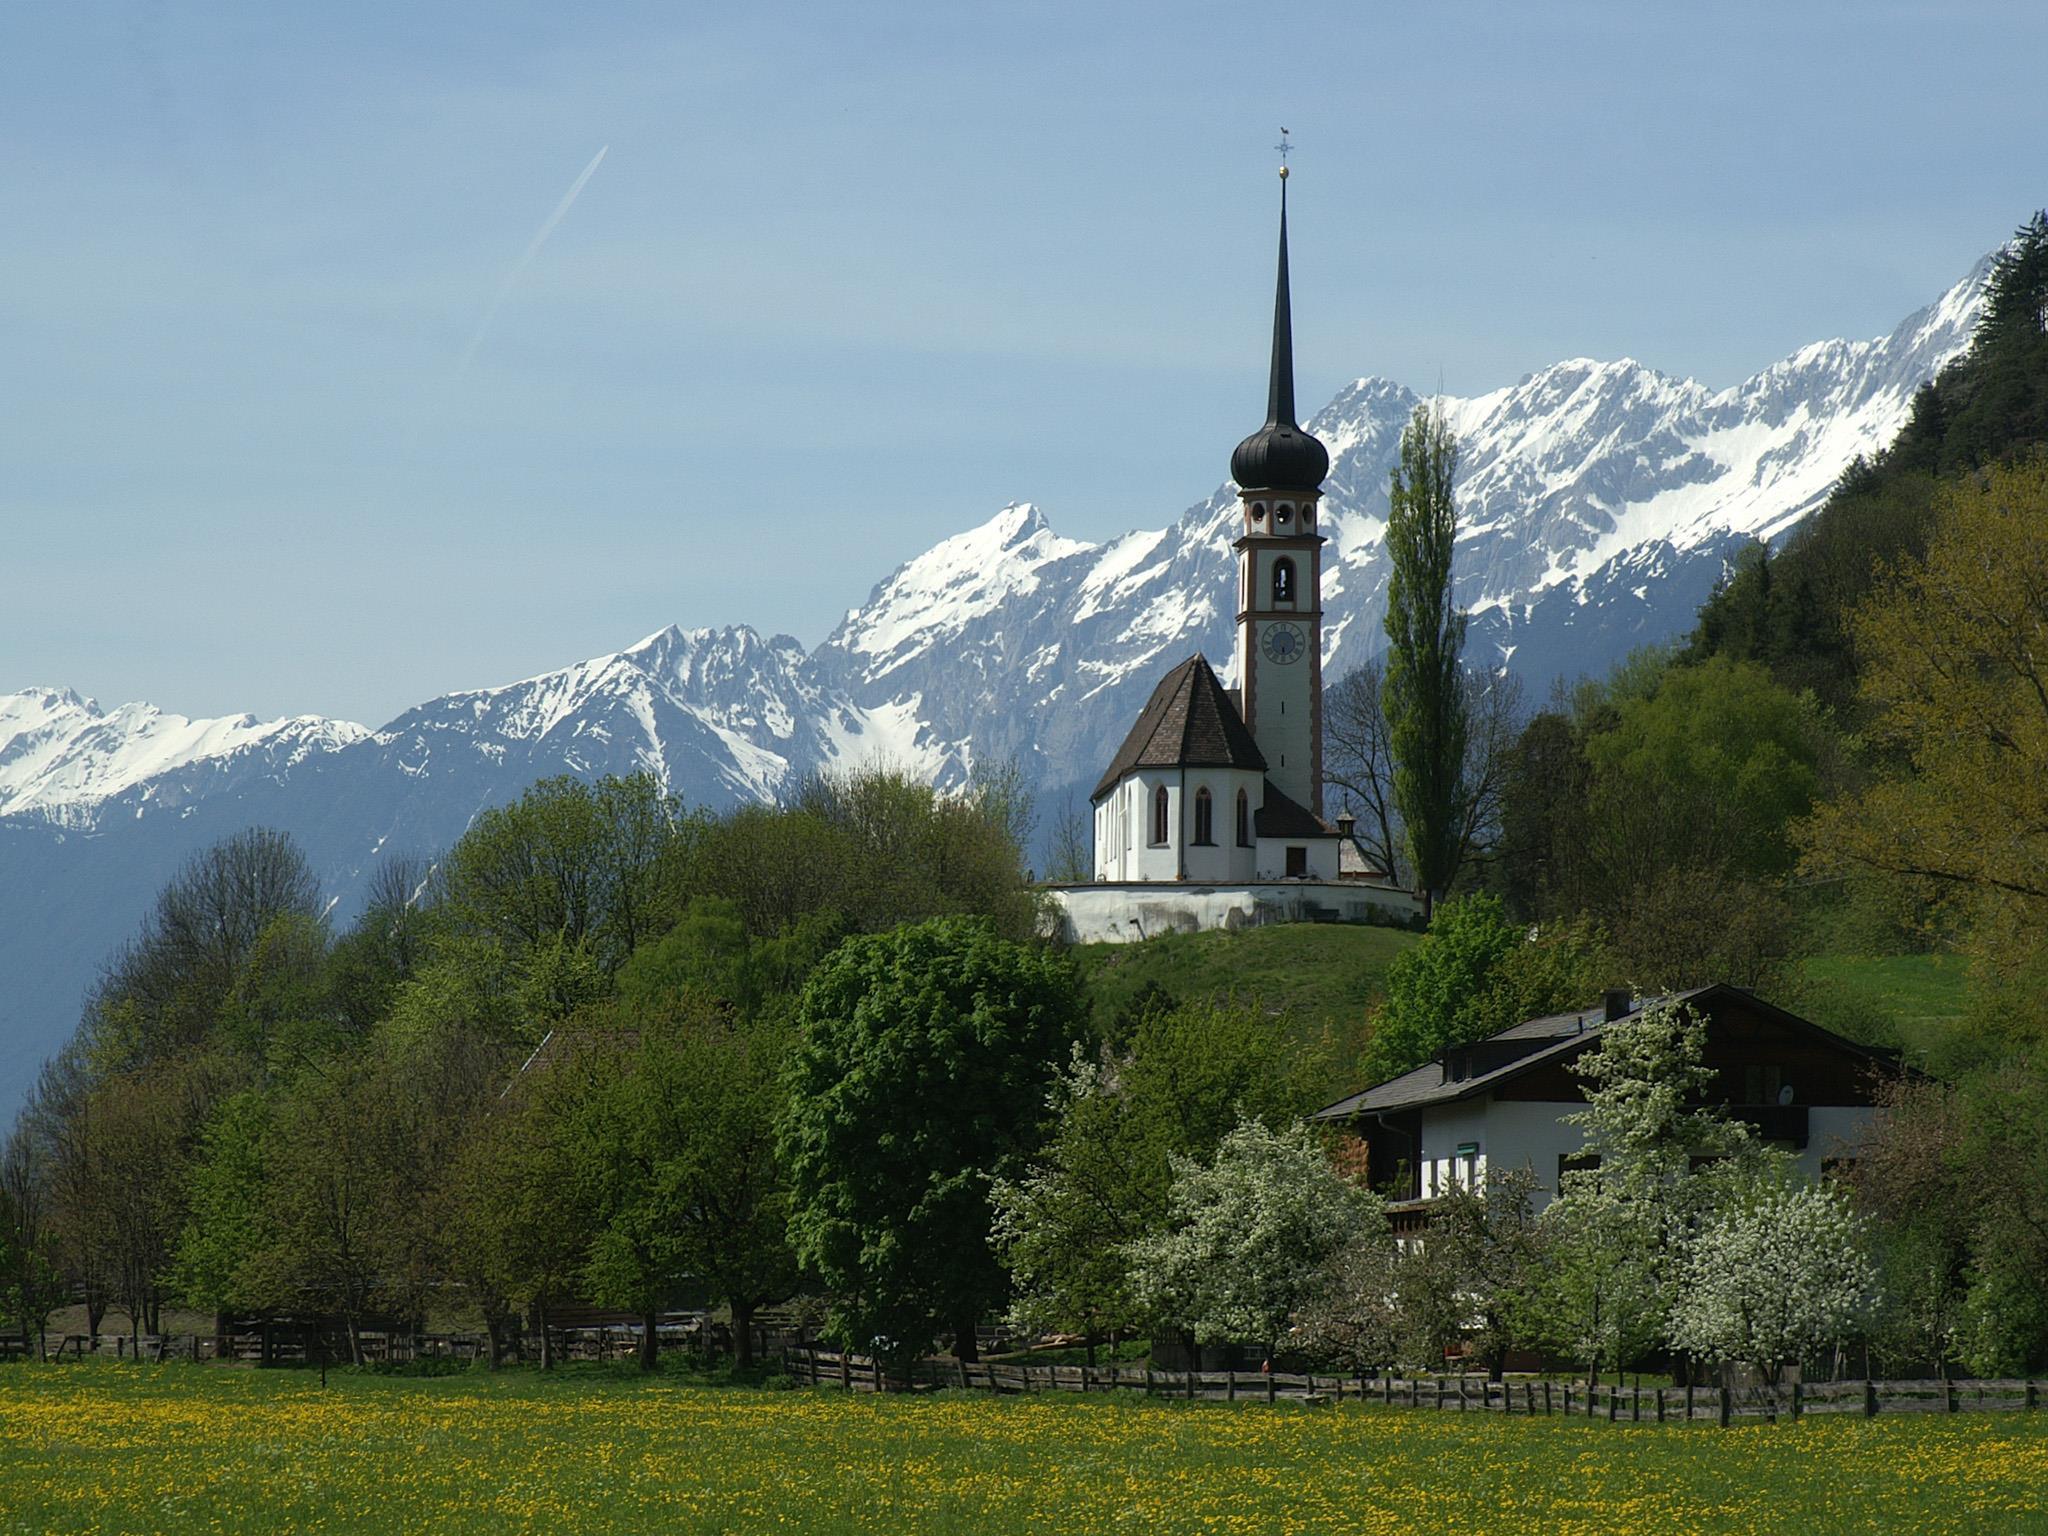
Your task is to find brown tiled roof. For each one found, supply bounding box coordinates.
[1091,654,1266,800]
[1253,777,1337,839]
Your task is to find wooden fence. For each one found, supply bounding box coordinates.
[782,1348,2047,1425]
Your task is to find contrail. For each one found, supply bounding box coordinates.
[450,144,609,385]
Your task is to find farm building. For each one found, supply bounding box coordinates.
[1312,984,1899,1233]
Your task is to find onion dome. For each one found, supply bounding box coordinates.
[1230,170,1330,495]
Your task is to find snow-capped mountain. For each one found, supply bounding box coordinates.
[0,250,1992,1115]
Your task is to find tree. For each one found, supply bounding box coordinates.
[1670,1175,1877,1386]
[1802,458,2048,961]
[564,1003,800,1370]
[1427,1164,1546,1380]
[443,1081,591,1370]
[0,1126,63,1356]
[1360,894,1520,1082]
[1291,1224,1403,1374]
[1359,895,1613,1084]
[779,917,1085,1368]
[441,773,688,978]
[1382,402,1469,915]
[82,828,323,1072]
[992,999,1330,1354]
[1328,662,1523,890]
[1124,1118,1379,1357]
[1324,659,1402,883]
[168,1091,274,1348]
[1532,1000,1759,1383]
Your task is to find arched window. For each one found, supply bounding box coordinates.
[1236,788,1251,847]
[1193,786,1214,845]
[1272,557,1296,605]
[1152,784,1170,846]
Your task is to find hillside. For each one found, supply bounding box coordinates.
[1073,923,1417,1097]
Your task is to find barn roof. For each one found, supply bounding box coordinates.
[1092,654,1266,801]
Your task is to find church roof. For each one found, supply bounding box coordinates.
[1091,654,1266,801]
[1253,777,1338,839]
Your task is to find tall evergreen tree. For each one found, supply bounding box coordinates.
[1382,402,1469,916]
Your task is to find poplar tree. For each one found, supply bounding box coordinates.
[1382,402,1469,917]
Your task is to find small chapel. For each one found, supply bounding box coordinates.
[1051,164,1420,943]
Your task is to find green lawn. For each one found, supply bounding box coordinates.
[1073,922,1415,1089]
[2,1362,2044,1534]
[1793,952,1973,1051]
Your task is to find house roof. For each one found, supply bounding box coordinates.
[1310,983,1899,1123]
[1092,654,1266,800]
[1253,777,1338,839]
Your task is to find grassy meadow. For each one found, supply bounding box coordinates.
[3,1363,2045,1536]
[1074,923,1415,1091]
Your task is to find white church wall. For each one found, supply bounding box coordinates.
[1045,879,1421,944]
[1253,836,1341,881]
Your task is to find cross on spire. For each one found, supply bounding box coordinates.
[1275,127,1292,168]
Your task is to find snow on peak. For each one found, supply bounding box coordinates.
[833,502,1096,673]
[0,688,370,821]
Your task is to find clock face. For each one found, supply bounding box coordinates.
[1261,622,1306,665]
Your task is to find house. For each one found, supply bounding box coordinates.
[1042,158,1420,943]
[1312,984,1899,1232]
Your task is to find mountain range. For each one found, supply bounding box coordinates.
[0,249,1993,1116]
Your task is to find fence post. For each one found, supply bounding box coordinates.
[2028,1381,2039,1413]
[1655,1388,1664,1424]
[1608,1386,1619,1422]
[1144,1366,1154,1397]
[1382,1374,1392,1406]
[1562,1384,1571,1417]
[1545,1381,1553,1416]
[1946,1379,1958,1415]
[1791,1380,1803,1420]
[1686,1383,1694,1422]
[1186,1366,1195,1401]
[1718,1386,1731,1428]
[1864,1379,1877,1417]
[842,1354,852,1391]
[1226,1369,1237,1403]
[1266,1370,1276,1405]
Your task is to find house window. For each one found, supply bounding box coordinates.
[1151,785,1170,846]
[1558,1151,1600,1188]
[1285,845,1307,877]
[1193,787,1214,845]
[1272,558,1296,605]
[1235,788,1251,846]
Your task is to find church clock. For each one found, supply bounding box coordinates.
[1260,622,1306,665]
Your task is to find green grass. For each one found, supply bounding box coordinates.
[3,1361,2045,1534]
[1792,953,1973,1051]
[1074,922,1415,1083]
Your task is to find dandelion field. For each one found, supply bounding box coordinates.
[2,1363,2045,1536]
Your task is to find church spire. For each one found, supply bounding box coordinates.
[1229,142,1329,495]
[1266,167,1297,429]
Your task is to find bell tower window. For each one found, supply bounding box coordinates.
[1151,785,1170,846]
[1236,788,1251,847]
[1193,787,1214,846]
[1272,557,1296,606]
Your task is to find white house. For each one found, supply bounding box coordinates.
[1312,984,1897,1231]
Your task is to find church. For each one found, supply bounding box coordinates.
[1049,167,1420,943]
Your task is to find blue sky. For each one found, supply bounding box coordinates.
[2,1,2041,726]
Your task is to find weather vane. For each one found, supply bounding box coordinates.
[1276,127,1292,179]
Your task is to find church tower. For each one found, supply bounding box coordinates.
[1231,163,1330,818]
